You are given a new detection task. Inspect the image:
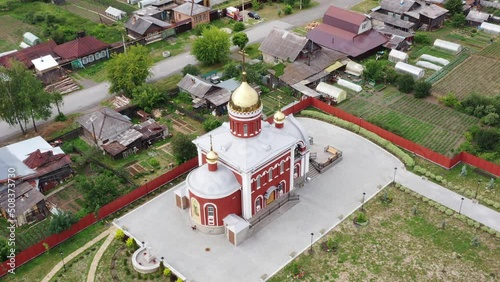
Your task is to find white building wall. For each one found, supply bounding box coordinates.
[241,172,252,219]
[357,19,372,34]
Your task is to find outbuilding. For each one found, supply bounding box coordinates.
[479,22,500,36]
[388,49,408,63]
[433,39,462,54]
[315,82,347,104]
[395,62,425,80]
[337,78,362,93]
[105,6,126,20]
[344,61,364,77]
[23,32,41,47]
[416,61,442,71]
[419,54,449,66]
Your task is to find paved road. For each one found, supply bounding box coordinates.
[0,0,362,142]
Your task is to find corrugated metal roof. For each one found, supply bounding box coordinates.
[380,0,416,14]
[173,3,210,16]
[0,40,57,69]
[126,15,171,35]
[177,74,213,98]
[259,28,309,62]
[105,6,126,17]
[419,4,448,19]
[77,107,132,142]
[323,6,367,34]
[53,36,109,60]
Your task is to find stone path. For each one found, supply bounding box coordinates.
[87,226,117,282]
[40,226,115,282]
[398,170,500,232]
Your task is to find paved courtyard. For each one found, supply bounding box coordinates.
[114,117,402,282]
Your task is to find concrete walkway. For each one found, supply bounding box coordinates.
[398,170,500,232]
[87,226,117,282]
[41,226,114,282]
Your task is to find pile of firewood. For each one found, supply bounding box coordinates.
[305,21,320,31]
[45,76,80,94]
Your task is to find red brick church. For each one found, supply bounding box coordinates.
[175,72,310,245]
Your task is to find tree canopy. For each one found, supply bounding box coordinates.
[445,0,463,15]
[75,171,122,212]
[0,60,53,134]
[48,211,78,235]
[182,64,201,76]
[192,27,231,65]
[107,45,153,97]
[232,32,249,50]
[132,84,164,113]
[362,60,386,83]
[171,133,197,164]
[397,74,415,93]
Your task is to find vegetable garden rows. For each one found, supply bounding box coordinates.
[338,90,480,155]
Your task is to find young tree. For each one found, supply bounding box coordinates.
[132,84,164,113]
[28,87,52,132]
[222,61,241,79]
[51,91,64,116]
[445,0,463,15]
[413,81,432,98]
[233,22,245,32]
[75,171,121,213]
[107,45,153,97]
[302,0,311,8]
[182,64,201,76]
[283,5,293,15]
[48,211,78,235]
[397,74,415,93]
[232,32,249,50]
[451,13,466,27]
[203,118,222,132]
[363,60,386,83]
[192,27,231,65]
[171,133,197,164]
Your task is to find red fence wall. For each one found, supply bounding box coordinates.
[2,96,499,277]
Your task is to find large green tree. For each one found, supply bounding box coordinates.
[0,60,52,134]
[75,171,121,213]
[132,84,164,113]
[192,27,231,65]
[232,32,249,50]
[48,211,78,235]
[171,133,197,164]
[107,45,153,97]
[445,0,463,15]
[362,60,386,83]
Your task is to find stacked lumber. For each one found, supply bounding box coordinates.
[305,21,320,31]
[45,76,80,94]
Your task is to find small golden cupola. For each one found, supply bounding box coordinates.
[228,72,262,114]
[206,135,219,171]
[273,109,285,129]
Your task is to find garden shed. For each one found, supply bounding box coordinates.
[433,39,462,54]
[23,32,41,47]
[479,22,500,35]
[344,61,364,77]
[419,54,449,66]
[315,82,347,103]
[138,0,157,8]
[388,49,408,63]
[105,6,126,20]
[395,62,425,80]
[416,61,442,71]
[337,78,362,93]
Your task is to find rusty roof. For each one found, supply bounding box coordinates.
[323,6,367,34]
[0,40,57,69]
[53,36,109,60]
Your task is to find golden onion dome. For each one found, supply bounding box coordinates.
[228,76,261,113]
[274,110,285,123]
[206,150,219,164]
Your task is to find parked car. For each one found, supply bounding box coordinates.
[248,12,260,19]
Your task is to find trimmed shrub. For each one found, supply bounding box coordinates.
[428,201,436,207]
[445,209,453,216]
[422,197,429,203]
[438,206,447,213]
[493,202,500,209]
[163,268,171,277]
[474,222,480,229]
[467,219,475,226]
[283,5,293,15]
[126,237,138,250]
[233,22,245,32]
[435,176,443,182]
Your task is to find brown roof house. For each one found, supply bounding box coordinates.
[0,40,57,69]
[0,136,73,192]
[173,3,210,28]
[77,107,167,159]
[0,182,48,226]
[126,14,174,43]
[371,0,448,31]
[259,28,311,64]
[307,6,388,58]
[177,74,232,115]
[53,36,110,68]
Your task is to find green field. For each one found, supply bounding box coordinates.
[0,15,41,53]
[269,185,500,281]
[338,88,479,155]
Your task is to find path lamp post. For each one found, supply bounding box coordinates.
[459,197,464,214]
[59,251,66,272]
[310,233,314,254]
[474,180,481,200]
[393,167,397,183]
[361,192,366,211]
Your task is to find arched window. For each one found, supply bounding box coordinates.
[243,124,248,135]
[280,161,285,174]
[256,176,261,188]
[255,197,262,212]
[206,204,215,226]
[278,181,285,196]
[268,168,273,181]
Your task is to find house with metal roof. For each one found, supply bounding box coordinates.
[0,40,57,69]
[466,10,490,26]
[53,36,110,66]
[0,182,48,226]
[177,74,233,115]
[258,28,310,64]
[173,3,210,28]
[307,6,388,58]
[126,14,173,43]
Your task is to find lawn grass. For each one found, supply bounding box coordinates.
[337,87,479,156]
[49,237,106,282]
[3,222,107,282]
[76,60,109,83]
[153,74,183,93]
[268,185,500,281]
[350,0,379,13]
[261,89,298,117]
[0,15,41,53]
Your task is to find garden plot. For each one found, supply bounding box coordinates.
[432,53,500,99]
[47,186,85,214]
[66,0,115,24]
[0,15,40,52]
[171,117,198,135]
[126,162,148,177]
[337,89,479,155]
[261,90,298,117]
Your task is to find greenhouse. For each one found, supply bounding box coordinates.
[419,54,449,66]
[138,0,156,8]
[337,78,362,93]
[388,49,408,63]
[416,61,442,71]
[395,62,425,80]
[433,39,462,54]
[479,22,500,35]
[344,61,364,77]
[23,32,40,47]
[315,82,347,103]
